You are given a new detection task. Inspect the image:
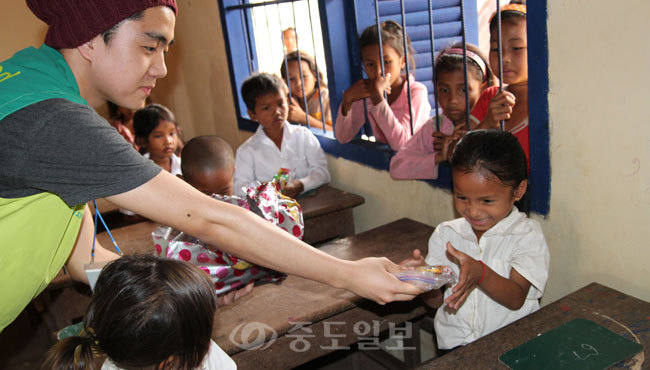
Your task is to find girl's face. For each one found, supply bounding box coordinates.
[452,169,526,241]
[146,120,178,160]
[436,69,484,123]
[490,19,528,85]
[287,60,316,99]
[361,44,405,86]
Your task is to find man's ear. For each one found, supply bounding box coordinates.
[514,179,528,201]
[247,109,257,121]
[77,36,101,62]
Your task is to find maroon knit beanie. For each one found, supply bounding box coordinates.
[26,0,178,49]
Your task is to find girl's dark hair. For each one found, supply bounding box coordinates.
[280,50,327,88]
[451,130,527,188]
[107,97,153,122]
[42,254,217,370]
[133,103,177,141]
[359,20,416,70]
[435,43,497,87]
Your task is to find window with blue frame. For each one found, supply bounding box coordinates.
[218,0,550,215]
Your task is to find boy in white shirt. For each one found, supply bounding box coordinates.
[234,73,331,197]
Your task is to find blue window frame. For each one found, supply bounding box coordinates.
[218,0,550,215]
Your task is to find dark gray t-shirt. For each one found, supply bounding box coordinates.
[0,99,161,206]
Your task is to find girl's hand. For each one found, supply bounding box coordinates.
[282,179,304,198]
[369,72,392,105]
[288,97,308,124]
[432,130,465,163]
[444,242,484,310]
[483,90,516,129]
[398,248,426,268]
[341,79,371,115]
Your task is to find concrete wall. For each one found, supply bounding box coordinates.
[3,0,649,304]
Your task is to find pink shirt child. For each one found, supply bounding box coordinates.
[335,74,431,151]
[390,86,499,179]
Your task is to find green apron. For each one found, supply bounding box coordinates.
[0,45,89,331]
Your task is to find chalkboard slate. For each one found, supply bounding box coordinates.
[499,318,643,369]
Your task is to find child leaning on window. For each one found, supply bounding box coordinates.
[335,20,431,151]
[234,73,331,198]
[390,43,498,180]
[280,50,332,131]
[401,130,549,351]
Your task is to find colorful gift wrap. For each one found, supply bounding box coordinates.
[152,180,303,296]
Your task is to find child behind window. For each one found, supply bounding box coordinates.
[280,50,332,131]
[478,3,530,165]
[234,73,330,198]
[401,130,549,351]
[335,20,431,151]
[42,254,236,369]
[390,43,497,180]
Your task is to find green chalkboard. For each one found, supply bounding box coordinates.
[499,318,643,370]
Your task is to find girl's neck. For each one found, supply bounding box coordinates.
[151,155,172,172]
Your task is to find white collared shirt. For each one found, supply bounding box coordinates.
[102,340,236,369]
[425,207,550,349]
[234,122,331,196]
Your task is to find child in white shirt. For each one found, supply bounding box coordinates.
[234,73,330,197]
[401,130,549,350]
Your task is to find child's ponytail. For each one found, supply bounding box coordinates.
[42,335,99,370]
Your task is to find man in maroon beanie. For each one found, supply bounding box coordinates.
[0,0,422,333]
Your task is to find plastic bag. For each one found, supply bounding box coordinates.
[393,265,457,291]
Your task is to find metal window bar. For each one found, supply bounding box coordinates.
[306,0,328,133]
[290,2,311,129]
[399,0,414,136]
[277,4,293,102]
[239,0,254,74]
[495,0,505,130]
[373,1,386,100]
[459,0,472,131]
[428,0,440,132]
[225,0,296,11]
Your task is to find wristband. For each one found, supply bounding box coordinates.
[477,260,486,285]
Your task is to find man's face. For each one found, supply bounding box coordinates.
[85,6,175,109]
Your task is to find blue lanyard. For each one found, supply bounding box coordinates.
[91,200,122,263]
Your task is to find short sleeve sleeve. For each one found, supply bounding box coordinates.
[0,99,161,206]
[510,221,550,298]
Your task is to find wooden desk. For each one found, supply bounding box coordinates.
[297,185,364,244]
[101,218,433,369]
[417,283,650,369]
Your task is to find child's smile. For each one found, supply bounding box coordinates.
[452,170,526,241]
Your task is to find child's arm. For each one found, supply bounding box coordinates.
[367,81,432,151]
[288,97,331,131]
[444,242,532,311]
[334,82,370,144]
[390,116,458,180]
[233,145,256,197]
[389,119,439,179]
[107,171,424,304]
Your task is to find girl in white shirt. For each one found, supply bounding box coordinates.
[43,254,236,370]
[402,130,549,351]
